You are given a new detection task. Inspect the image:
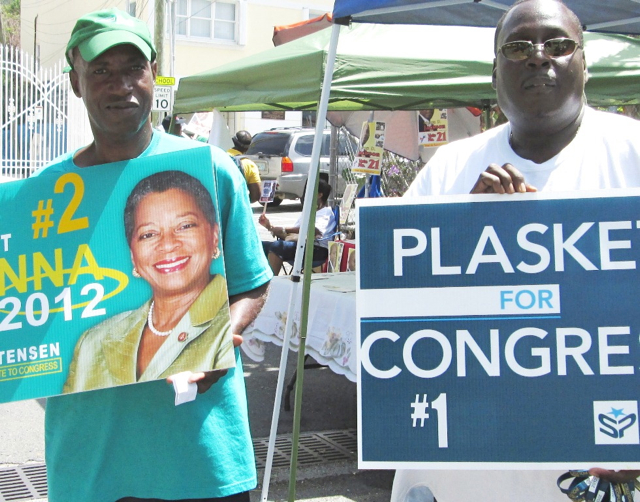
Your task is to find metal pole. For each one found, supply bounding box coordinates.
[363,111,375,198]
[33,15,37,73]
[258,22,342,502]
[152,0,165,126]
[169,0,176,79]
[258,284,300,502]
[328,125,338,207]
[154,0,165,75]
[287,22,341,502]
[287,197,318,502]
[483,104,492,130]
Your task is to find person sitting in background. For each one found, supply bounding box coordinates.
[259,179,335,275]
[228,130,261,203]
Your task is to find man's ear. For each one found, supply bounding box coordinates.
[69,69,82,98]
[582,52,589,83]
[491,58,497,90]
[151,60,158,80]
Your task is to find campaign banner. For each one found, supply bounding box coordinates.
[418,108,448,148]
[357,191,640,470]
[0,147,234,403]
[259,180,278,204]
[352,121,385,175]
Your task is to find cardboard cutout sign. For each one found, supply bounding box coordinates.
[0,148,234,403]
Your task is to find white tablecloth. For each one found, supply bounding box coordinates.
[242,272,356,382]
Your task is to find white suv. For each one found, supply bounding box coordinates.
[244,128,356,206]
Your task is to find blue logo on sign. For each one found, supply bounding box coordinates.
[598,408,637,439]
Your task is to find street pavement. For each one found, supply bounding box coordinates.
[239,200,395,501]
[0,398,46,466]
[0,200,394,502]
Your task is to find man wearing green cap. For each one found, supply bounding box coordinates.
[37,8,272,502]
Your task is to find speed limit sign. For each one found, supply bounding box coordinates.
[152,85,173,112]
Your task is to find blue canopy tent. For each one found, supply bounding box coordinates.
[332,0,640,34]
[276,3,640,501]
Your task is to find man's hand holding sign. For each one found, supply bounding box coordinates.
[470,163,537,194]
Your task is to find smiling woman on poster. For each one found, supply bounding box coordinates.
[64,170,234,393]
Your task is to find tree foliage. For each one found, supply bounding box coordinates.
[1,0,21,46]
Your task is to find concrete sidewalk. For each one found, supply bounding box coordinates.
[246,339,394,501]
[253,463,394,502]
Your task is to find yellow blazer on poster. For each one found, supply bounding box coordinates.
[64,275,233,393]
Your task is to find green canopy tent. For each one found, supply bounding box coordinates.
[174,21,640,502]
[174,23,640,115]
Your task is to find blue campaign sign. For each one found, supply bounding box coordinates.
[357,191,640,470]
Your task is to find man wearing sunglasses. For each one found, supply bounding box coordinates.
[409,0,640,198]
[395,0,640,501]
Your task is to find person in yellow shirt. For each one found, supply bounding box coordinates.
[228,130,261,203]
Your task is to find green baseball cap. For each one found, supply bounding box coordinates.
[65,8,156,70]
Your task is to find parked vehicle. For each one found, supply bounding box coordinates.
[244,127,356,206]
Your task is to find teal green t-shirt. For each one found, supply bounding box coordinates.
[41,132,272,501]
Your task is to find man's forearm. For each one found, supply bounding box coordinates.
[229,282,270,335]
[182,282,270,393]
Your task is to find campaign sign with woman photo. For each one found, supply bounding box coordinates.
[0,147,234,403]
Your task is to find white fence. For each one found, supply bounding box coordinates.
[0,45,92,179]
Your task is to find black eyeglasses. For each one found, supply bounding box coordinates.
[499,38,582,61]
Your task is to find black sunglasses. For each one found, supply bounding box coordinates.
[499,37,582,61]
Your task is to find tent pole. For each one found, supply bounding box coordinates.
[258,22,342,502]
[328,125,338,207]
[258,286,299,502]
[363,110,375,197]
[288,22,342,502]
[288,179,321,502]
[482,105,492,130]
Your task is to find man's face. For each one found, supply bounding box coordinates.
[492,0,586,131]
[419,109,435,121]
[69,44,157,140]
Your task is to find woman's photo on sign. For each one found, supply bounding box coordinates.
[64,170,234,393]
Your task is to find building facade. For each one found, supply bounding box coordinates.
[20,0,334,134]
